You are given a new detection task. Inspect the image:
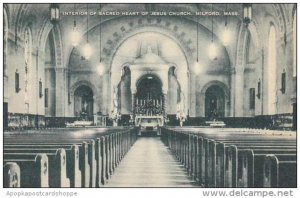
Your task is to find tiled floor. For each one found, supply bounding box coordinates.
[106,137,197,187]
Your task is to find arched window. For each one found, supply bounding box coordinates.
[24,27,32,110]
[293,13,296,77]
[267,25,277,115]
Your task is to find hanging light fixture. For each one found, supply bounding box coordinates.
[70,4,81,47]
[82,4,93,60]
[50,3,60,24]
[194,61,204,75]
[243,3,252,26]
[97,4,105,75]
[208,4,217,60]
[222,4,232,46]
[194,12,203,75]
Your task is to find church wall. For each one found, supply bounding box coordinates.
[68,15,232,118]
[6,36,47,128]
[3,4,296,130]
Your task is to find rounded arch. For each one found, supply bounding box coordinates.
[71,16,194,66]
[205,85,225,118]
[135,74,164,113]
[200,81,230,98]
[73,85,94,118]
[109,30,189,113]
[66,20,193,73]
[136,74,163,92]
[70,81,97,117]
[197,81,230,117]
[70,80,97,99]
[109,28,190,73]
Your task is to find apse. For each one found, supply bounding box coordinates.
[111,32,189,115]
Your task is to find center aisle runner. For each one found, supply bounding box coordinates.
[106,137,197,187]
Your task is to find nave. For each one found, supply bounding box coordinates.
[2,3,297,189]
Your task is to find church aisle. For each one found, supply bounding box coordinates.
[106,137,197,187]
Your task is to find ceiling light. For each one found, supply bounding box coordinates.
[50,4,60,24]
[82,4,93,59]
[222,27,232,46]
[70,27,80,47]
[209,4,217,60]
[243,4,252,26]
[208,42,217,60]
[194,61,204,75]
[70,4,80,47]
[82,43,93,60]
[97,62,105,75]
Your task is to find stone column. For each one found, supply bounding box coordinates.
[102,73,109,115]
[234,67,244,117]
[163,93,168,123]
[131,94,135,114]
[131,93,136,123]
[189,72,196,117]
[55,67,66,117]
[230,68,236,117]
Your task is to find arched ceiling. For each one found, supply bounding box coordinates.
[5,3,295,68]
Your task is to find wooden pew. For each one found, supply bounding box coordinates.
[236,148,296,187]
[100,136,107,185]
[4,153,49,187]
[263,154,297,187]
[88,139,97,187]
[161,127,296,188]
[216,142,296,188]
[198,134,295,187]
[4,149,70,187]
[5,140,93,187]
[4,162,21,187]
[4,144,82,187]
[4,127,138,188]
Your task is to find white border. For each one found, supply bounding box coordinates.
[0,1,299,198]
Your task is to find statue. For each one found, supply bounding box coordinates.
[83,100,88,112]
[110,86,121,126]
[176,92,186,127]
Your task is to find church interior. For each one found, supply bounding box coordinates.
[2,3,297,188]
